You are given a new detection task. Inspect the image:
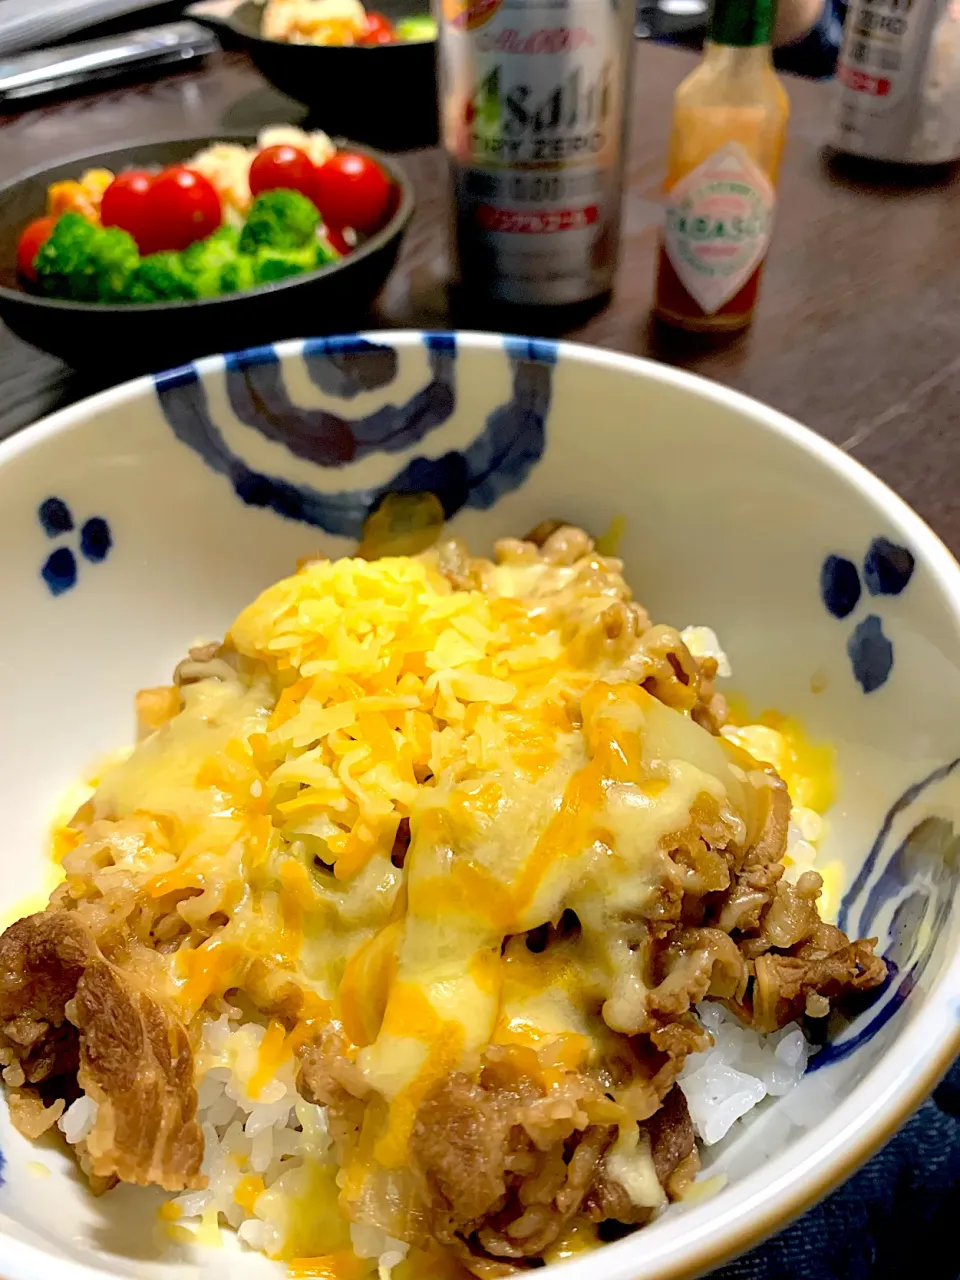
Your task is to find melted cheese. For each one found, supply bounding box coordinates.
[604,1126,666,1210]
[358,680,744,1159]
[56,546,829,1220]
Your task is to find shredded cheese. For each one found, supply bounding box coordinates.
[53,541,834,1227]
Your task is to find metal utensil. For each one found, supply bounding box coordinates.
[0,21,218,105]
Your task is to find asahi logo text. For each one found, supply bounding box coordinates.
[466,62,613,162]
[476,25,596,53]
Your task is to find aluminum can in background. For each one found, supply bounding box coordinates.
[436,0,635,307]
[831,0,960,163]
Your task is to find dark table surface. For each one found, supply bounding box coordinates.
[2,44,959,557]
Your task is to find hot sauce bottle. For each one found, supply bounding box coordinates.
[653,0,790,332]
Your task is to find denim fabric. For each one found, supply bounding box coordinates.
[708,1057,960,1280]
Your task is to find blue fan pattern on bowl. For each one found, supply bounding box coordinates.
[38,499,112,597]
[154,332,557,539]
[809,758,960,1069]
[820,537,916,693]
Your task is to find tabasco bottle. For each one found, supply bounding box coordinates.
[653,0,789,332]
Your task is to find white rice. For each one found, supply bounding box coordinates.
[678,1004,812,1147]
[59,1093,96,1144]
[783,805,824,880]
[130,1016,411,1273]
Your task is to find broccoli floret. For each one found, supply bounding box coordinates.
[94,227,141,301]
[180,224,241,298]
[124,252,197,303]
[251,244,322,285]
[220,254,256,294]
[205,223,241,250]
[35,213,138,303]
[239,189,319,254]
[35,214,98,299]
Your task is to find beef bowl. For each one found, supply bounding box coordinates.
[0,332,957,1280]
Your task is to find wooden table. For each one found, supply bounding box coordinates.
[2,45,958,554]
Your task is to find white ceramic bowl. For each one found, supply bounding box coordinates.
[0,331,958,1280]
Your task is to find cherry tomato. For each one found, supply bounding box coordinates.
[16,215,58,281]
[145,167,222,251]
[249,145,318,201]
[312,152,392,235]
[359,11,396,43]
[101,169,157,253]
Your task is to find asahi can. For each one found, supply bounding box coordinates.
[831,0,960,164]
[436,0,636,307]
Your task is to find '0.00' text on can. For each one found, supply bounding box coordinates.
[436,0,636,307]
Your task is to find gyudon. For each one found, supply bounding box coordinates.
[0,525,885,1276]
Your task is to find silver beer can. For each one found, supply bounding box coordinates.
[831,0,960,164]
[435,0,636,306]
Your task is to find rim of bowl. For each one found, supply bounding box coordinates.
[0,134,415,314]
[0,331,957,1280]
[188,0,437,48]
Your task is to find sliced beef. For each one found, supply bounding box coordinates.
[410,1068,618,1266]
[645,1085,697,1190]
[297,1023,370,1163]
[712,779,791,936]
[584,1086,697,1231]
[409,1065,700,1274]
[649,927,749,1020]
[747,923,888,1033]
[756,871,825,951]
[172,641,238,688]
[0,911,204,1191]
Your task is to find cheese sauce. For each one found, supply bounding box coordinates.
[51,537,808,1231]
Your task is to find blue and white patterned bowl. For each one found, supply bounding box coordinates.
[0,331,957,1280]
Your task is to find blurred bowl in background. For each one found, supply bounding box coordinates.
[0,132,414,373]
[188,0,439,150]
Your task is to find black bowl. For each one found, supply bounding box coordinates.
[188,0,439,150]
[0,133,414,373]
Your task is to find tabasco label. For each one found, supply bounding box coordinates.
[662,141,775,315]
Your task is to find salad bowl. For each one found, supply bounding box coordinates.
[0,134,414,373]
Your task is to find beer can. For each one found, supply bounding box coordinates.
[435,0,636,307]
[831,0,960,164]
